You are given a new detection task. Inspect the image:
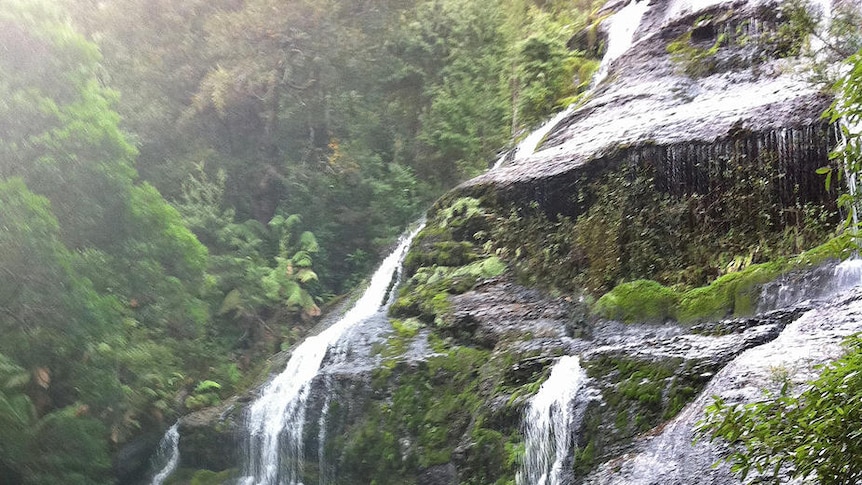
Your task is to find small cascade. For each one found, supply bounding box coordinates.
[592,0,649,87]
[585,287,862,484]
[315,377,334,485]
[495,0,650,171]
[517,355,587,485]
[511,106,576,163]
[149,423,180,485]
[758,258,862,312]
[239,225,422,485]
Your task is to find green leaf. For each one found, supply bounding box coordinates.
[218,288,244,315]
[194,380,222,393]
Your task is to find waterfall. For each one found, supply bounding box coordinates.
[591,0,649,87]
[512,5,651,483]
[149,423,180,485]
[517,356,587,485]
[495,0,649,171]
[758,258,862,312]
[239,225,422,485]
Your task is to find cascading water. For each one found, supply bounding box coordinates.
[591,0,649,87]
[584,287,862,484]
[149,423,180,485]
[517,356,588,485]
[506,106,576,166]
[493,0,649,171]
[513,4,651,484]
[239,225,422,485]
[758,258,862,312]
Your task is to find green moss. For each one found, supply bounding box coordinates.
[391,318,424,338]
[576,355,709,475]
[404,240,478,274]
[391,256,507,326]
[189,469,233,485]
[594,232,856,324]
[337,334,538,485]
[667,30,727,77]
[792,231,856,266]
[439,197,485,227]
[676,263,780,322]
[584,355,682,434]
[593,279,678,322]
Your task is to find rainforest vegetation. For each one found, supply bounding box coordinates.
[0,0,604,482]
[2,0,862,483]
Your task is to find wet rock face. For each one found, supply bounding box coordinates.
[417,463,458,485]
[583,290,862,485]
[564,305,805,478]
[177,396,244,473]
[112,432,163,485]
[313,274,815,483]
[447,278,581,348]
[457,0,833,220]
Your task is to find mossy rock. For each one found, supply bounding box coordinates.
[190,469,234,485]
[390,257,506,325]
[595,233,857,324]
[404,240,479,275]
[593,279,678,323]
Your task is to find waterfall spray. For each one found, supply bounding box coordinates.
[149,423,180,485]
[239,225,422,485]
[517,356,587,485]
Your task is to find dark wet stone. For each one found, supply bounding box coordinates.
[417,463,458,485]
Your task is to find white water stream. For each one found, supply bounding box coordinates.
[514,3,651,483]
[149,423,180,485]
[591,0,650,87]
[239,225,422,485]
[517,356,588,485]
[493,0,649,171]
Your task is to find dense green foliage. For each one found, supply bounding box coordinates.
[0,2,211,482]
[487,155,837,301]
[698,336,862,484]
[0,0,607,481]
[61,0,605,295]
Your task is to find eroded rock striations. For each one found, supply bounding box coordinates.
[456,0,835,220]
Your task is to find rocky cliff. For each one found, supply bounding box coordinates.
[459,0,834,220]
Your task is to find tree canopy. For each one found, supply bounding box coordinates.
[0,0,607,481]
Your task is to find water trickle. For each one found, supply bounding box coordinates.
[315,375,334,485]
[758,258,862,312]
[592,0,650,87]
[149,423,180,485]
[494,0,650,171]
[517,355,587,485]
[239,225,422,485]
[511,106,575,163]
